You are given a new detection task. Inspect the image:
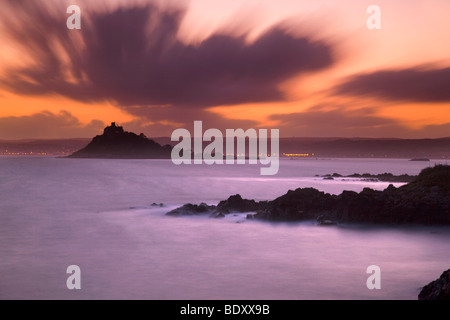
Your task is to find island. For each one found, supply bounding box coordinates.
[167,165,450,225]
[68,122,172,159]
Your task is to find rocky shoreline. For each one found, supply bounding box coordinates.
[166,165,450,300]
[319,172,415,183]
[167,165,450,225]
[419,269,450,300]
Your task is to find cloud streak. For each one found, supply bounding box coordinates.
[335,67,450,103]
[271,105,450,138]
[1,1,334,112]
[0,111,104,139]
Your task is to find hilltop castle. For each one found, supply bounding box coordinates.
[103,122,124,137]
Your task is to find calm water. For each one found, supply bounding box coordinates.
[0,157,449,299]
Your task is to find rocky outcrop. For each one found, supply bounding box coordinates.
[215,194,263,215]
[166,203,216,216]
[320,172,415,183]
[166,165,450,225]
[250,165,450,224]
[166,194,266,218]
[253,188,335,221]
[418,269,450,300]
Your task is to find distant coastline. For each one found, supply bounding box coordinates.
[1,136,449,159]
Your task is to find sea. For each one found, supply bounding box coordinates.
[0,157,449,300]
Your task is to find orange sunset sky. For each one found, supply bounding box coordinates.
[0,0,449,139]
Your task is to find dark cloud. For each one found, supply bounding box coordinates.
[123,104,259,136]
[270,105,450,138]
[335,67,450,102]
[271,106,399,137]
[1,1,334,112]
[0,111,104,139]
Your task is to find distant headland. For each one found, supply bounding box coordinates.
[68,122,172,159]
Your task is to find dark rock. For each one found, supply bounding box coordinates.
[167,165,450,225]
[150,203,164,207]
[403,164,450,192]
[361,178,378,182]
[418,269,450,300]
[167,195,266,218]
[215,194,262,214]
[253,188,335,221]
[166,203,216,216]
[327,172,415,183]
[386,184,396,192]
[254,165,450,224]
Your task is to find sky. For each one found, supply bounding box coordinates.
[0,0,449,139]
